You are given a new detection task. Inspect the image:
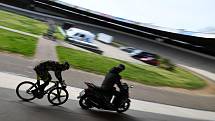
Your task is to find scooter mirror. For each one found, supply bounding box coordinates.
[130,85,134,88]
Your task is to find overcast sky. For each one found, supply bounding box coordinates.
[59,0,215,32]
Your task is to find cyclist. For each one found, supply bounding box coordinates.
[32,60,70,97]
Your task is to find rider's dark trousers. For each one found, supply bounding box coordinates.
[102,89,121,105]
[34,69,52,91]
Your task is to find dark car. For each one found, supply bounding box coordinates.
[119,46,138,53]
[130,50,160,66]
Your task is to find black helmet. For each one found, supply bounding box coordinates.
[117,64,125,71]
[63,61,70,70]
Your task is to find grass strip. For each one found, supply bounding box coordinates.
[56,46,206,89]
[0,29,37,56]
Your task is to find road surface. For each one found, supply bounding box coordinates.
[1,72,214,121]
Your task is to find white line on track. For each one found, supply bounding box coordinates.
[0,26,40,38]
[0,71,215,121]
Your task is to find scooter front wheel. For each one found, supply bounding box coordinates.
[116,100,130,113]
[79,95,92,110]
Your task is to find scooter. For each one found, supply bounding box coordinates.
[77,82,133,113]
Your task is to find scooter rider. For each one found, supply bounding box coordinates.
[101,64,125,105]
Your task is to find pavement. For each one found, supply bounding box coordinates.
[34,37,58,61]
[0,71,215,121]
[94,40,143,64]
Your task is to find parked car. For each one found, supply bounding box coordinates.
[96,33,113,44]
[119,46,138,53]
[130,50,160,66]
[65,28,98,48]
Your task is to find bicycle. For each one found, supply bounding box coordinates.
[16,80,69,106]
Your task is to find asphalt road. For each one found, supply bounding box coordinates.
[0,87,205,121]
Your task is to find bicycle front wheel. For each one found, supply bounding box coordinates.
[16,81,37,101]
[47,87,69,106]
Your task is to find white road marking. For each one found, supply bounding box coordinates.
[0,72,215,121]
[0,26,40,38]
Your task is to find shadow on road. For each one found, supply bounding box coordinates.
[82,109,142,121]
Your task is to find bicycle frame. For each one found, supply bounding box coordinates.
[28,80,60,94]
[16,80,69,106]
[43,81,59,94]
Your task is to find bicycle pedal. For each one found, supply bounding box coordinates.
[37,92,44,99]
[37,94,44,99]
[32,90,44,99]
[32,90,38,96]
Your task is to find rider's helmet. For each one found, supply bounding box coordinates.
[63,61,70,70]
[117,64,125,72]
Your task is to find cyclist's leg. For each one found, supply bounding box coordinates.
[32,69,42,95]
[39,72,52,92]
[32,71,40,96]
[34,69,41,86]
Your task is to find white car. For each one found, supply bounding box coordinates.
[96,33,113,44]
[65,28,98,48]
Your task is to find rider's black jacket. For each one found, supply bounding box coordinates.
[101,67,123,91]
[34,60,64,81]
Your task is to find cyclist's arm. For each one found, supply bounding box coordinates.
[55,71,63,82]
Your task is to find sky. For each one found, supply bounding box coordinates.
[58,0,215,32]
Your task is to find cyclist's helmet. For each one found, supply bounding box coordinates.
[117,64,125,71]
[63,61,70,70]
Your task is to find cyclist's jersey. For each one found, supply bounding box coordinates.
[34,60,64,81]
[34,60,62,71]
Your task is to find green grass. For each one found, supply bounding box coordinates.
[110,41,127,47]
[0,10,48,35]
[0,29,37,56]
[56,46,206,89]
[54,26,65,40]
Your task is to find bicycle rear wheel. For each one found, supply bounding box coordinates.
[47,87,69,106]
[16,81,37,101]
